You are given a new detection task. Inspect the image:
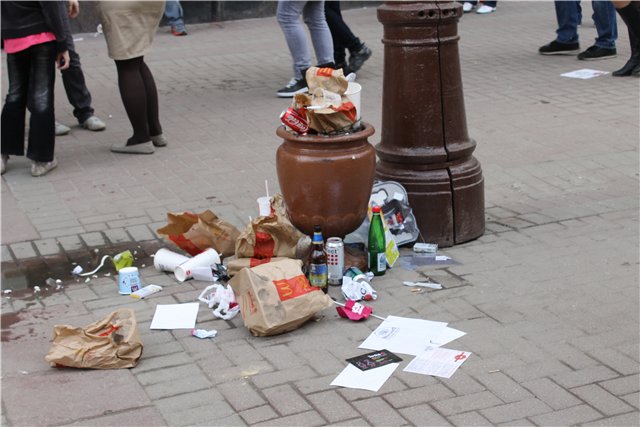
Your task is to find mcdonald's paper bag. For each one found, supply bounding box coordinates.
[229,259,333,336]
[157,210,240,257]
[45,309,143,369]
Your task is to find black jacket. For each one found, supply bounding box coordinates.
[1,1,72,53]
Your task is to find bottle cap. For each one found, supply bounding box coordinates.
[372,205,381,213]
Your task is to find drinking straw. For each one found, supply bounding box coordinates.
[265,180,269,199]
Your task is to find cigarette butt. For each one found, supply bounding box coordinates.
[488,369,501,374]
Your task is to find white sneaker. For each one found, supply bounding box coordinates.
[462,2,474,13]
[55,122,71,136]
[82,115,106,131]
[476,5,496,14]
[31,158,58,177]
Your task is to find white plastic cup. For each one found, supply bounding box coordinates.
[153,248,190,273]
[174,248,221,282]
[345,82,362,120]
[119,266,141,295]
[257,196,272,217]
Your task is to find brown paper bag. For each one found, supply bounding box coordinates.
[235,200,306,258]
[229,259,333,336]
[45,309,143,369]
[157,210,240,257]
[224,256,290,277]
[306,67,348,95]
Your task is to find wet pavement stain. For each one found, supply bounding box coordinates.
[1,240,164,296]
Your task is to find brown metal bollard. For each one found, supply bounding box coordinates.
[376,1,484,247]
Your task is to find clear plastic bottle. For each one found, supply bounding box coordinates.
[368,206,386,276]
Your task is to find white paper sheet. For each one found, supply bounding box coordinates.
[403,347,471,379]
[330,363,399,392]
[150,302,199,329]
[430,326,466,347]
[359,315,448,356]
[560,69,609,79]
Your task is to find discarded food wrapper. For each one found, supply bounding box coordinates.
[228,258,332,336]
[45,308,142,369]
[157,210,241,257]
[402,281,443,290]
[130,284,163,299]
[192,329,217,339]
[341,276,377,301]
[197,283,240,320]
[413,243,438,254]
[336,299,373,321]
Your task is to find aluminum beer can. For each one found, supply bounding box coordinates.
[326,237,344,285]
[280,107,309,134]
[344,266,369,284]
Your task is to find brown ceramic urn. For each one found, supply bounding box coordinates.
[276,123,376,238]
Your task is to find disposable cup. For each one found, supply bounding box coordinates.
[153,248,190,273]
[119,266,141,295]
[345,82,362,120]
[174,248,221,282]
[257,196,272,217]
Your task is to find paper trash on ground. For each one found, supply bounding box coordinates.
[561,69,609,79]
[430,326,466,347]
[150,302,199,329]
[359,315,448,356]
[331,362,399,392]
[403,347,471,379]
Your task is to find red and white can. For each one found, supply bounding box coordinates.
[280,107,308,134]
[326,237,344,285]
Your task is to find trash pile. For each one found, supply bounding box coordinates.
[43,180,469,388]
[280,67,361,135]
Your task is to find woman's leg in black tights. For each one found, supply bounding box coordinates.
[139,60,162,137]
[26,42,56,162]
[2,51,30,157]
[115,57,152,145]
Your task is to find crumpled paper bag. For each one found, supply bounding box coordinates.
[45,309,142,369]
[229,259,333,336]
[157,210,240,257]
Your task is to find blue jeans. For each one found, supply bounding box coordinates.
[465,1,497,7]
[554,0,617,48]
[277,0,334,79]
[164,0,185,30]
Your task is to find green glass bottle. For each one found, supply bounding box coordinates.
[368,205,387,276]
[308,225,328,292]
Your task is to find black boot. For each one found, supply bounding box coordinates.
[614,2,640,76]
[612,29,640,76]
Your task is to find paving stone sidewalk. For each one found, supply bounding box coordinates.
[1,2,639,426]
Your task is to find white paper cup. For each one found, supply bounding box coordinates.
[345,82,362,120]
[174,248,221,282]
[257,196,272,217]
[153,248,190,273]
[119,266,141,295]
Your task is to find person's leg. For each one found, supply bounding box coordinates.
[139,60,162,138]
[483,1,497,7]
[115,57,152,144]
[325,1,348,67]
[60,46,94,124]
[164,1,184,27]
[591,0,617,49]
[165,0,187,35]
[303,1,334,67]
[277,0,310,80]
[1,50,30,160]
[26,42,57,164]
[612,1,640,76]
[555,0,580,44]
